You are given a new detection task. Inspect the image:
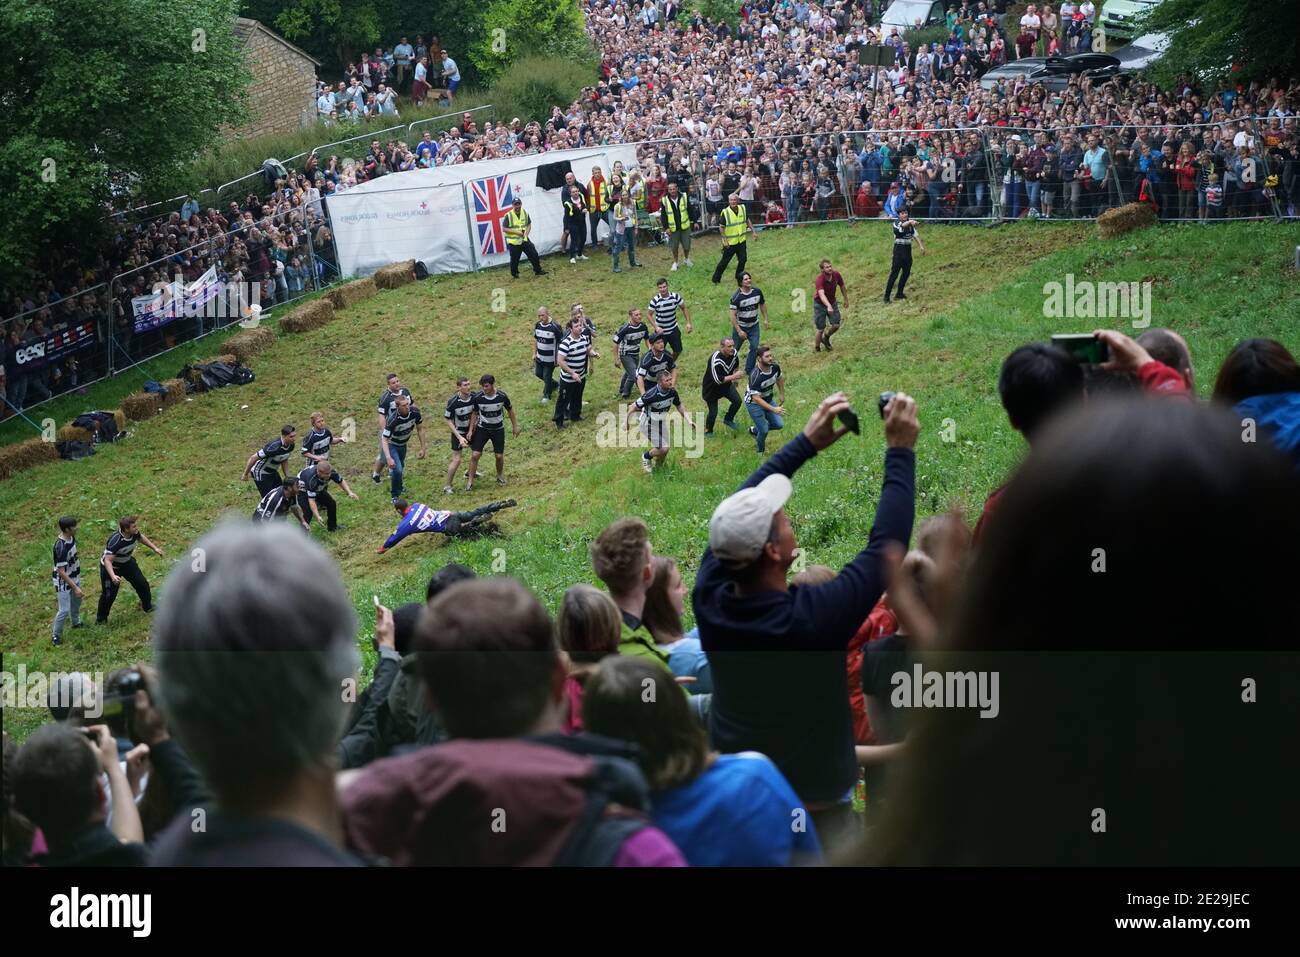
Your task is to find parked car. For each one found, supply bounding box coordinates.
[880,0,947,33]
[979,52,1122,92]
[1100,0,1165,41]
[1110,31,1170,71]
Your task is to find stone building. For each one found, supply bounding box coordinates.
[232,17,320,138]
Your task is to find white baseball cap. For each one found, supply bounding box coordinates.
[708,474,793,565]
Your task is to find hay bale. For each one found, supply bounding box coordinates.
[57,424,94,444]
[224,325,275,364]
[1096,202,1157,239]
[122,391,162,422]
[325,277,378,310]
[112,409,126,433]
[159,378,187,409]
[0,438,59,481]
[373,260,416,290]
[280,298,336,334]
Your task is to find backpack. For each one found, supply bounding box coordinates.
[180,360,255,393]
[56,440,97,461]
[413,261,430,280]
[551,754,657,866]
[72,411,125,444]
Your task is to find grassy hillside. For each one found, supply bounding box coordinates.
[4,219,1298,741]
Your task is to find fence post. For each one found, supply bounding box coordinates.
[984,130,1002,222]
[108,280,121,377]
[304,228,321,293]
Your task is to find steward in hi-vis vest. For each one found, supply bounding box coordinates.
[504,197,546,279]
[712,192,754,286]
[586,166,611,248]
[659,181,693,271]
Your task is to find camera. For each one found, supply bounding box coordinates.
[100,669,146,738]
[878,391,897,418]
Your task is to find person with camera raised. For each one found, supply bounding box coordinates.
[692,390,919,853]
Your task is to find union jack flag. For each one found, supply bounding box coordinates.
[470,175,516,255]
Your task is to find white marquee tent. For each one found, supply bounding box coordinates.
[325,144,639,278]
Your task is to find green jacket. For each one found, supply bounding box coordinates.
[618,620,672,671]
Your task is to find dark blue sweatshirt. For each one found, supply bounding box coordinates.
[692,433,916,803]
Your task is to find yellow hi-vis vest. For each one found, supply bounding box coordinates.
[662,193,690,232]
[720,204,748,244]
[504,209,529,245]
[587,178,610,212]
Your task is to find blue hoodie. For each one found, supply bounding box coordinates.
[1235,392,1300,468]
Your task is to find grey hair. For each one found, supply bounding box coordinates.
[153,519,359,803]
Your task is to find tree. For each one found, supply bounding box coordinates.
[0,0,249,289]
[469,0,591,83]
[1144,0,1300,87]
[241,0,384,70]
[691,0,741,29]
[240,0,492,82]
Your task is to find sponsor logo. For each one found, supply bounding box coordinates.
[385,203,434,222]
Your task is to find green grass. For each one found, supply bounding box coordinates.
[4,219,1299,741]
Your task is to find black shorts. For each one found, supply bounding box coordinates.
[813,301,841,330]
[662,328,684,355]
[450,434,467,452]
[471,428,505,454]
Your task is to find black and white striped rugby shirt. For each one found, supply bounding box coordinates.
[53,537,81,589]
[613,320,650,356]
[745,361,783,404]
[102,531,139,566]
[251,437,295,480]
[445,393,475,433]
[301,427,334,459]
[253,486,296,521]
[534,319,564,364]
[648,291,685,334]
[470,390,512,430]
[383,405,423,446]
[637,349,676,384]
[557,333,591,383]
[634,384,682,420]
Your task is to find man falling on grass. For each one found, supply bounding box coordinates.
[375,498,517,553]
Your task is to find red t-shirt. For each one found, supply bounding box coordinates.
[847,599,900,745]
[815,270,846,307]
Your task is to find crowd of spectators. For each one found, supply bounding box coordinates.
[313,32,463,122]
[5,0,1297,418]
[6,326,1298,866]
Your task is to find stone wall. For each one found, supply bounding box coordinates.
[237,25,317,138]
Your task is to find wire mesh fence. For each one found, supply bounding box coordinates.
[6,118,1294,425]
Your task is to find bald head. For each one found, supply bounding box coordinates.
[1137,328,1194,389]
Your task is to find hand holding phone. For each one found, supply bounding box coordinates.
[1050,333,1111,365]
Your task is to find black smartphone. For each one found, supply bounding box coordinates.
[878,391,897,418]
[838,407,861,435]
[1051,333,1111,364]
